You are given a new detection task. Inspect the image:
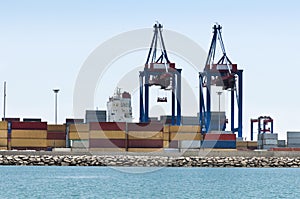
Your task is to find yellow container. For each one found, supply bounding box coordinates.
[236,141,247,147]
[0,121,8,130]
[0,138,7,146]
[89,148,126,152]
[247,141,257,147]
[163,132,170,141]
[47,124,66,132]
[69,124,89,132]
[47,140,66,148]
[163,140,169,147]
[11,130,47,139]
[0,146,7,150]
[69,131,89,140]
[128,131,163,140]
[90,131,126,139]
[0,130,7,138]
[170,132,202,140]
[11,139,47,147]
[169,125,201,133]
[163,125,169,133]
[128,148,163,152]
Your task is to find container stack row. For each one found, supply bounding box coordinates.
[257,133,278,150]
[202,132,236,149]
[287,132,300,148]
[0,121,8,150]
[69,123,89,152]
[47,124,66,148]
[163,125,202,151]
[10,121,48,150]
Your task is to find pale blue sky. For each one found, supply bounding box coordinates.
[1,0,300,140]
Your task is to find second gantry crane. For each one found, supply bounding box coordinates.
[199,24,243,138]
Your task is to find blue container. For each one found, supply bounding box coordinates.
[201,140,236,149]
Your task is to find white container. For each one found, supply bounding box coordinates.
[72,140,89,148]
[52,148,71,152]
[263,140,278,145]
[261,133,278,140]
[179,140,201,149]
[287,132,300,139]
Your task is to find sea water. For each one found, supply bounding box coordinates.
[0,166,299,199]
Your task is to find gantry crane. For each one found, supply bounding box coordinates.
[199,24,243,138]
[139,22,182,125]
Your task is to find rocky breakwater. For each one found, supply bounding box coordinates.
[0,155,300,167]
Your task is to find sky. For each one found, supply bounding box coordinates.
[1,0,300,140]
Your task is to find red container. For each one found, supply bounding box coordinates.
[89,122,126,131]
[204,134,236,141]
[128,139,163,148]
[47,132,66,140]
[11,122,47,130]
[89,139,125,148]
[270,148,300,151]
[128,122,163,131]
[11,147,47,151]
[169,140,179,148]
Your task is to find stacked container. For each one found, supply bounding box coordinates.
[236,141,257,150]
[47,124,66,148]
[89,122,126,152]
[287,132,300,147]
[163,125,202,150]
[127,122,163,152]
[10,121,47,150]
[0,121,8,150]
[257,133,278,150]
[68,123,89,151]
[202,132,236,149]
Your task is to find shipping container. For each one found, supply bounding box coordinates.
[47,124,66,132]
[71,140,89,148]
[0,138,7,146]
[128,148,163,152]
[47,140,66,148]
[65,118,84,124]
[128,139,163,148]
[0,130,7,138]
[287,131,300,138]
[10,147,47,151]
[170,133,202,140]
[204,134,236,141]
[0,121,8,130]
[47,132,66,140]
[179,140,201,149]
[69,124,89,132]
[163,132,169,141]
[128,131,163,140]
[0,146,7,150]
[263,139,278,145]
[11,139,48,147]
[11,122,47,130]
[169,125,200,133]
[201,140,236,149]
[163,125,169,133]
[23,118,42,122]
[89,148,126,152]
[68,132,89,140]
[89,122,126,131]
[128,122,163,132]
[2,118,20,122]
[11,130,47,139]
[89,139,125,148]
[89,130,125,139]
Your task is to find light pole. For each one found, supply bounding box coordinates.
[3,81,6,120]
[53,89,59,124]
[217,91,222,132]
